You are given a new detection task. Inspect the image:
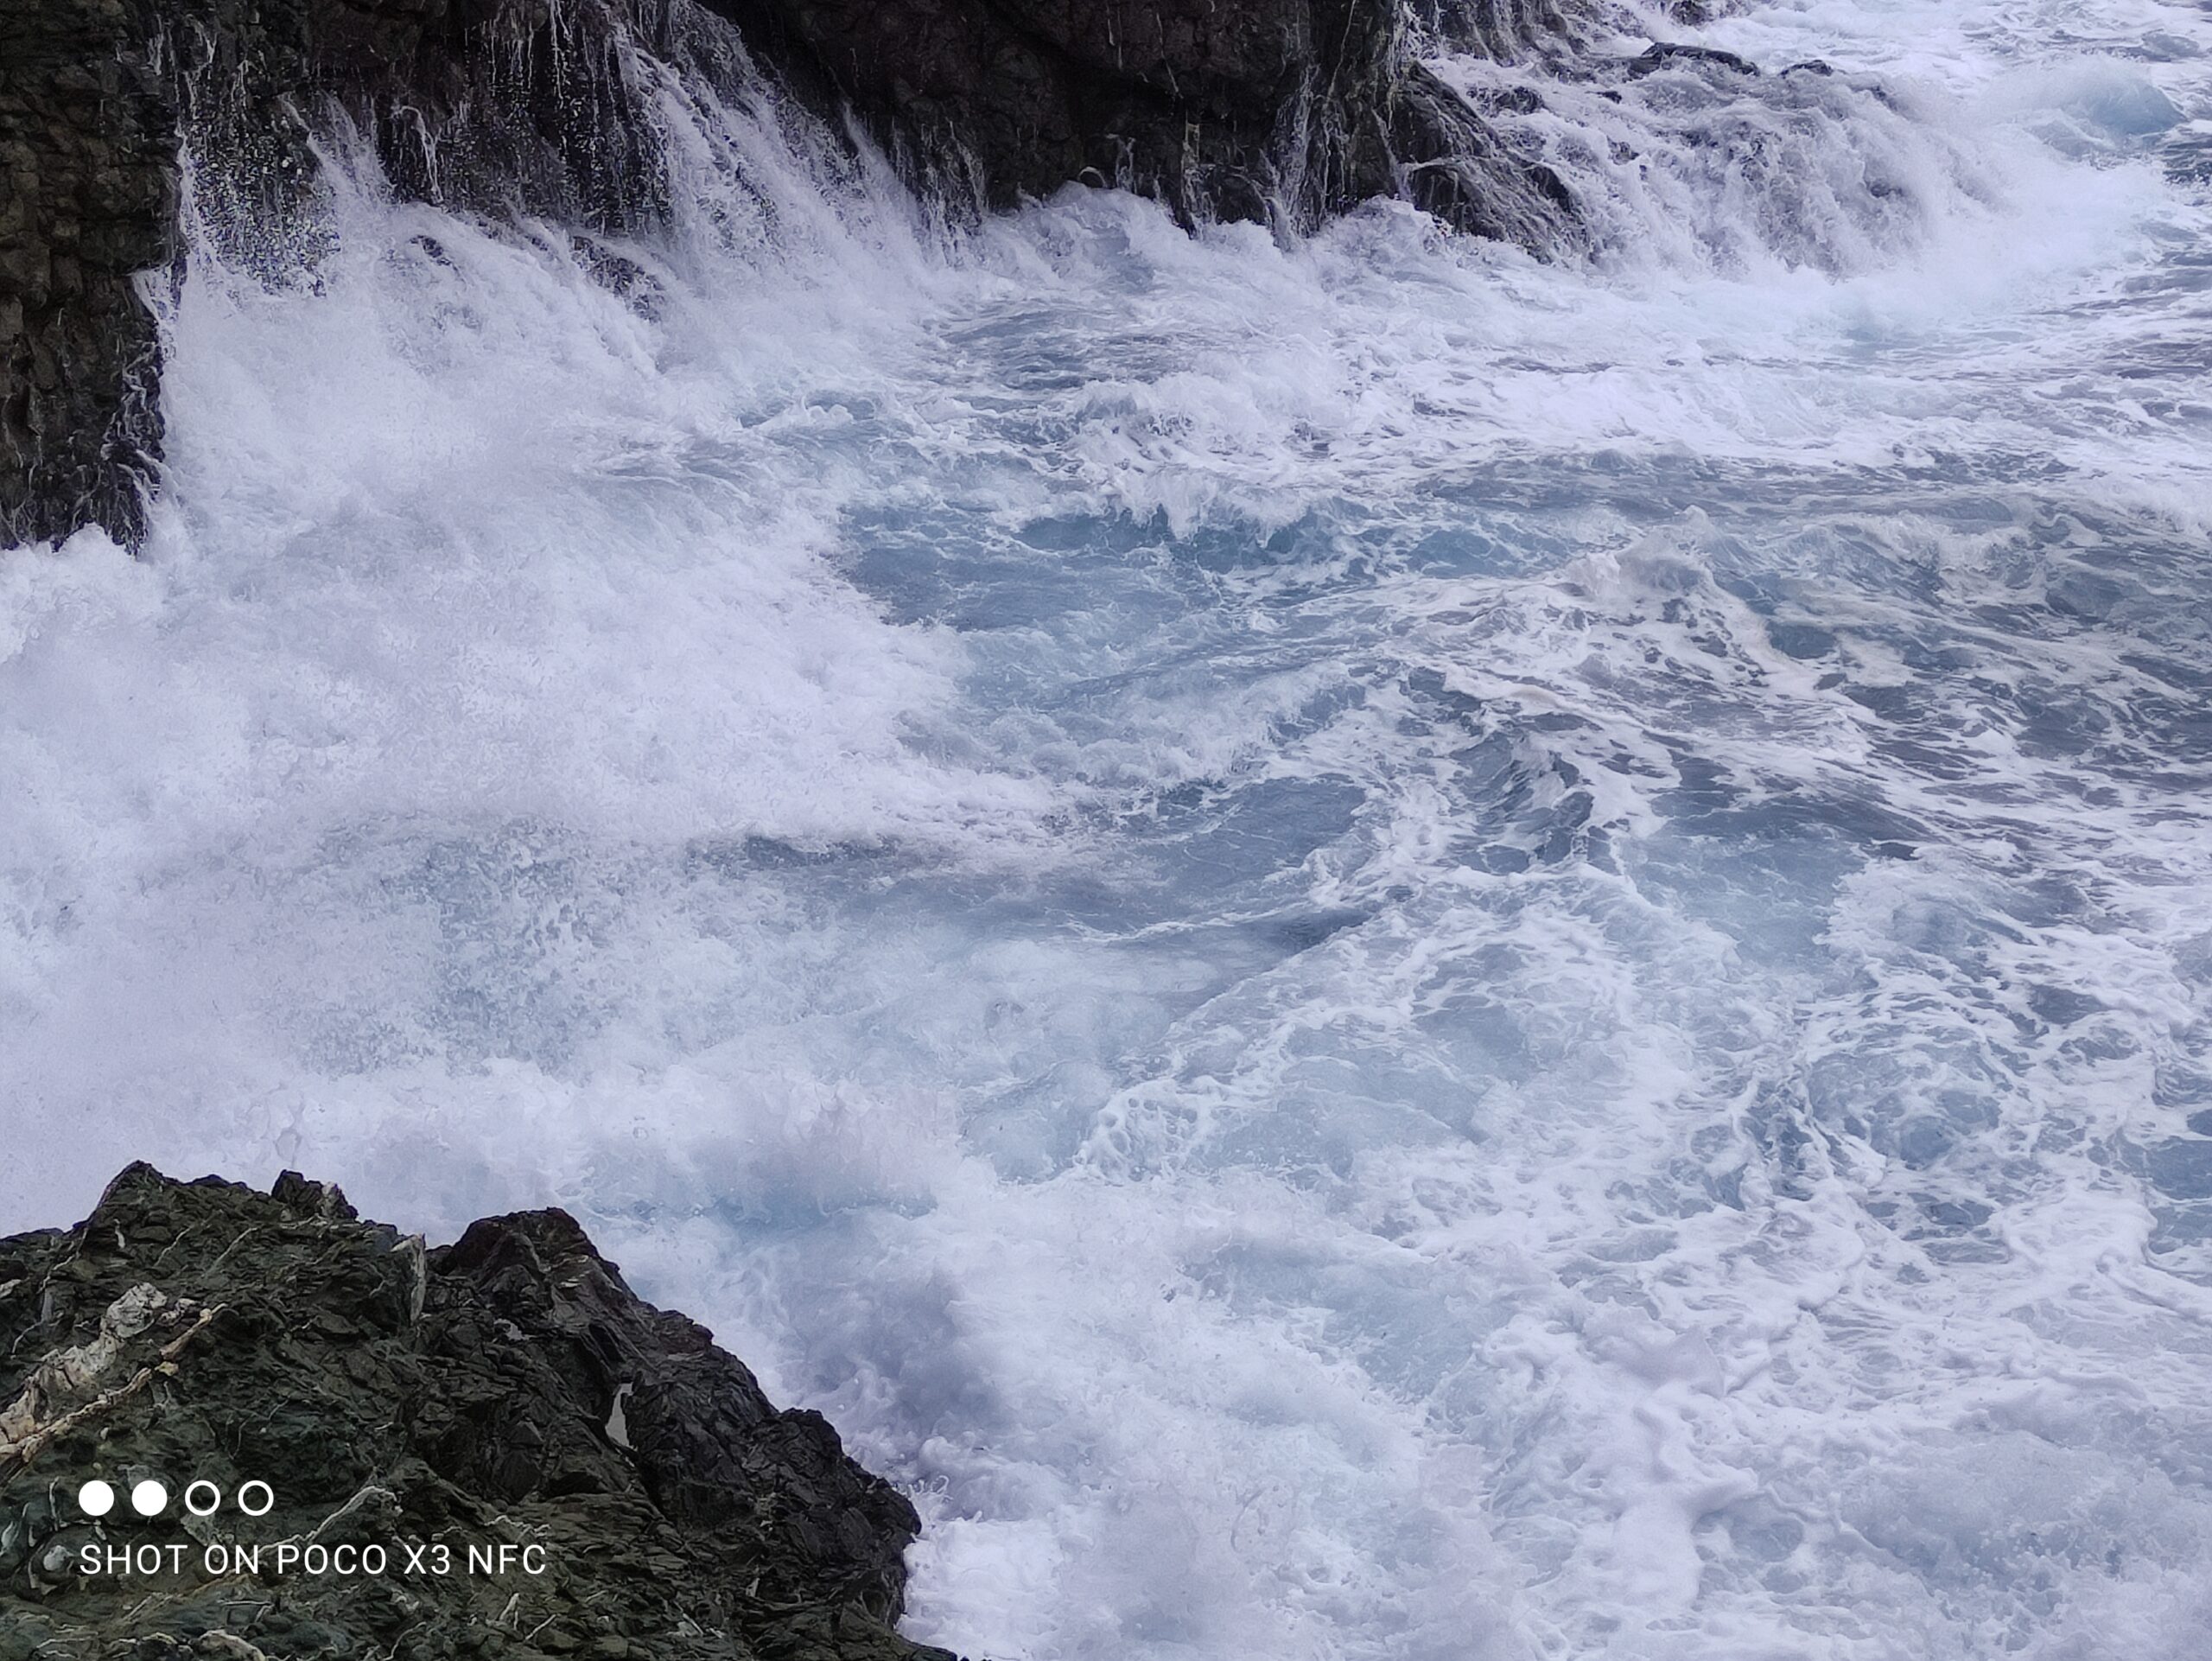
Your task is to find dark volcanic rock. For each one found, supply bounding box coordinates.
[143,0,728,286]
[0,1163,956,1661]
[0,0,176,548]
[1625,41,1762,79]
[714,0,1402,226]
[1389,62,1575,250]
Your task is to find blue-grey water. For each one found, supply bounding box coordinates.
[4,0,2211,1655]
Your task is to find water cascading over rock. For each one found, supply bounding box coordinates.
[1,0,1611,550]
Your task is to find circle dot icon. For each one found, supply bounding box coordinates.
[130,1479,168,1517]
[236,1480,276,1517]
[184,1480,223,1517]
[77,1480,116,1518]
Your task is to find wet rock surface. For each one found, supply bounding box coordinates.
[0,1163,957,1661]
[716,0,1404,226]
[0,0,176,547]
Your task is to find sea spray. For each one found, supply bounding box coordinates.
[4,0,2211,1654]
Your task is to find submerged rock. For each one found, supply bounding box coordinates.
[1625,41,1763,79]
[0,1162,957,1661]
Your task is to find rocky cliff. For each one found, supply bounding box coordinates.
[0,1163,957,1661]
[1,0,1591,549]
[1,0,175,548]
[724,0,1403,223]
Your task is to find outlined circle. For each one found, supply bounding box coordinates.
[236,1480,276,1517]
[130,1479,168,1517]
[77,1480,116,1518]
[184,1480,223,1518]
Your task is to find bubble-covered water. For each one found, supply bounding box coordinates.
[5,0,2211,1655]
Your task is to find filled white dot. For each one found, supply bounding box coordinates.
[77,1480,116,1518]
[130,1479,168,1517]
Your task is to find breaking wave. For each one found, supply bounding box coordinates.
[6,0,2211,1654]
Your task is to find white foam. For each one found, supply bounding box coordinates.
[5,0,2212,1655]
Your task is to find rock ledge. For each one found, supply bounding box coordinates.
[0,1162,955,1661]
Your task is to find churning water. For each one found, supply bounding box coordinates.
[6,0,2212,1654]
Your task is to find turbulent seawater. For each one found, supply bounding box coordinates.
[6,0,2212,1655]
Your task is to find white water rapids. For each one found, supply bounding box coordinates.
[5,0,2212,1655]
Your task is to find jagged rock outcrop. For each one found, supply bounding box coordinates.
[1,0,1594,550]
[0,1163,956,1661]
